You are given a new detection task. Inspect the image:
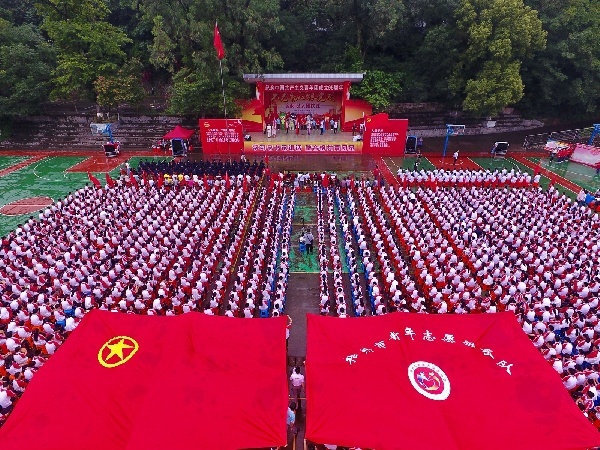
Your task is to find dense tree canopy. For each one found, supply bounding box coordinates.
[0,19,55,117]
[1,0,599,119]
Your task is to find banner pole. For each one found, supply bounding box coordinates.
[219,57,230,160]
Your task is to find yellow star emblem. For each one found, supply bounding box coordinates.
[98,336,139,368]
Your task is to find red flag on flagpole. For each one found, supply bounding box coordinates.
[203,174,209,189]
[224,171,231,189]
[129,171,138,188]
[87,172,101,188]
[105,173,115,188]
[156,173,164,188]
[213,22,225,60]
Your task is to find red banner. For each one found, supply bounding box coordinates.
[199,119,243,154]
[362,113,408,156]
[0,309,288,449]
[572,143,600,167]
[244,142,362,154]
[264,83,344,92]
[306,313,600,449]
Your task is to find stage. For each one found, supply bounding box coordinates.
[201,74,407,156]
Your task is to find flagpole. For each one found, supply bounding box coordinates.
[216,22,230,161]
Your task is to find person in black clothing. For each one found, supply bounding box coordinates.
[137,158,264,178]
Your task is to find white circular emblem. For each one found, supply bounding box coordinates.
[408,361,450,401]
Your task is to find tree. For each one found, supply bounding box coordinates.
[149,15,176,73]
[1,0,41,25]
[351,70,402,112]
[93,60,145,117]
[35,0,132,101]
[520,0,600,117]
[0,19,55,117]
[449,0,546,116]
[167,67,244,117]
[462,61,524,117]
[138,0,284,114]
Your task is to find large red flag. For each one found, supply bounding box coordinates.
[0,310,287,449]
[105,172,115,188]
[87,171,101,188]
[224,171,231,189]
[213,22,225,60]
[129,171,138,188]
[306,313,600,450]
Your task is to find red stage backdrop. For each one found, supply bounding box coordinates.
[306,313,600,450]
[199,119,244,154]
[342,99,373,132]
[0,309,288,449]
[362,113,408,156]
[239,78,373,133]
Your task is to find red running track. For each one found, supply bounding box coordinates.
[374,156,399,186]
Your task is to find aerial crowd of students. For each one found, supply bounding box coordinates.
[1,159,600,428]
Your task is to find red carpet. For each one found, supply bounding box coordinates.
[375,157,398,186]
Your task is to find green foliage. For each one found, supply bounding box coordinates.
[0,19,55,117]
[462,61,524,117]
[520,0,600,117]
[1,0,599,121]
[35,0,132,101]
[450,0,546,116]
[351,70,402,112]
[94,59,145,114]
[149,16,175,73]
[1,0,40,25]
[167,68,243,118]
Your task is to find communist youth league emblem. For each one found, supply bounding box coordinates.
[408,361,451,401]
[98,336,139,368]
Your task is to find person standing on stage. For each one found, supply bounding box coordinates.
[453,150,459,166]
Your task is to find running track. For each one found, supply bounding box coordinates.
[512,155,581,193]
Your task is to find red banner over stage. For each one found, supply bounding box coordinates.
[244,142,362,154]
[306,313,600,450]
[362,113,408,156]
[0,310,288,450]
[199,119,244,154]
